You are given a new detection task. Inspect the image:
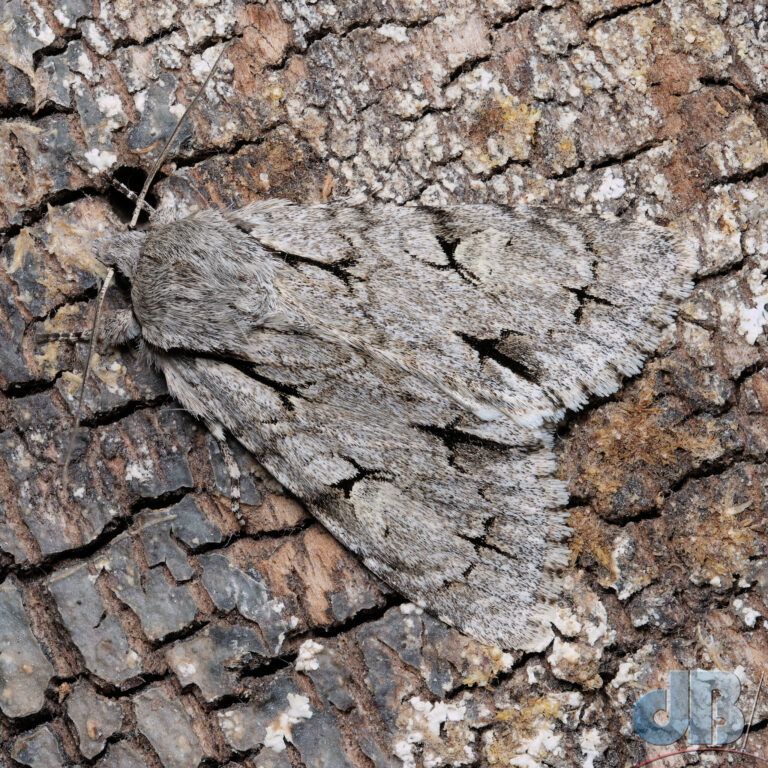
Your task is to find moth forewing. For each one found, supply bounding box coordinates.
[106,200,696,649]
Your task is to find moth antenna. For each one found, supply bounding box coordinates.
[129,42,232,228]
[110,179,156,216]
[61,268,114,486]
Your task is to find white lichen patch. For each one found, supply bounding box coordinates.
[389,89,431,119]
[217,709,245,744]
[295,639,324,671]
[393,695,472,768]
[125,461,153,483]
[454,73,541,174]
[491,691,583,766]
[602,530,655,600]
[377,24,410,43]
[404,114,445,176]
[180,0,237,45]
[53,5,75,28]
[263,693,312,752]
[701,189,743,273]
[606,645,658,711]
[177,661,197,676]
[492,712,561,767]
[81,20,111,55]
[393,737,419,767]
[552,605,582,637]
[73,49,92,77]
[95,91,125,120]
[392,695,475,768]
[190,42,234,83]
[158,32,187,69]
[83,148,118,173]
[461,644,517,688]
[526,663,545,685]
[707,112,768,177]
[579,727,606,768]
[458,66,497,95]
[737,268,768,344]
[547,635,604,690]
[733,598,762,628]
[681,321,716,368]
[410,696,467,738]
[29,1,56,45]
[595,169,626,202]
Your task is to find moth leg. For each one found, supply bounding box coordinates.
[336,181,383,207]
[207,424,243,526]
[35,310,140,349]
[35,331,91,344]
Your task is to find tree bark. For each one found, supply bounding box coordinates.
[1,0,767,766]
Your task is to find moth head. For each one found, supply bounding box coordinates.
[96,231,147,281]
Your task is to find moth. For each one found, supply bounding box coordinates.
[54,51,698,650]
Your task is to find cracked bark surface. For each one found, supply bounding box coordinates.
[1,0,768,766]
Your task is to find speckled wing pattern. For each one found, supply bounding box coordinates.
[128,201,697,649]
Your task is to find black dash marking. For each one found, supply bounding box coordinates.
[330,455,388,498]
[275,249,359,287]
[567,286,614,323]
[458,332,540,384]
[242,369,306,411]
[193,352,306,411]
[427,208,482,284]
[434,234,481,283]
[414,422,513,454]
[457,531,513,563]
[436,235,458,261]
[228,217,360,286]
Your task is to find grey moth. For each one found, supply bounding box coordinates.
[52,48,697,651]
[87,195,696,650]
